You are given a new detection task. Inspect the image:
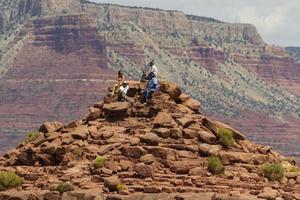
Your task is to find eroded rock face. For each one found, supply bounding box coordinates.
[0,81,299,199]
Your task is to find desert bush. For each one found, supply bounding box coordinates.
[217,128,235,148]
[261,163,284,181]
[0,171,22,191]
[116,183,125,191]
[26,131,40,143]
[94,156,107,169]
[208,156,224,175]
[56,182,74,193]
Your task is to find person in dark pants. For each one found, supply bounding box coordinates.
[141,72,159,104]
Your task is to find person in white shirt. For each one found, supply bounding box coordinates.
[141,60,158,82]
[148,60,158,78]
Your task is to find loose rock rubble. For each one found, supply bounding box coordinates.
[0,80,300,200]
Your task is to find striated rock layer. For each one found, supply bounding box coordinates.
[1,81,300,200]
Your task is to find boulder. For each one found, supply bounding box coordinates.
[220,151,269,165]
[65,121,81,129]
[103,102,130,118]
[70,126,89,140]
[178,93,191,102]
[198,144,222,156]
[197,130,217,144]
[126,80,143,97]
[140,133,160,146]
[182,129,199,139]
[159,80,182,100]
[175,118,195,128]
[189,167,206,176]
[39,122,63,133]
[140,154,156,164]
[104,176,121,191]
[202,118,245,140]
[146,147,176,161]
[120,160,135,171]
[87,107,102,121]
[170,160,203,174]
[285,172,299,179]
[134,163,154,178]
[122,147,146,158]
[152,112,176,128]
[258,187,278,200]
[182,99,201,112]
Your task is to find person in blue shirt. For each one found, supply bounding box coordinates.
[141,72,159,104]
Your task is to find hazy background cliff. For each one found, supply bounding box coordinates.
[1,0,300,160]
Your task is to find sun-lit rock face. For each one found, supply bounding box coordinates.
[1,0,300,162]
[1,81,299,199]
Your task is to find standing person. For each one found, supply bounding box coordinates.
[141,72,159,104]
[147,60,158,80]
[111,71,125,95]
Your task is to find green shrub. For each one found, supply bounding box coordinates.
[26,131,40,143]
[208,156,224,175]
[217,128,235,148]
[261,163,284,181]
[56,182,74,193]
[94,156,107,169]
[116,183,125,191]
[0,171,22,191]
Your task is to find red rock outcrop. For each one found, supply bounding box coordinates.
[0,81,299,199]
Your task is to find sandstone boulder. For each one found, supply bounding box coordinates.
[159,80,182,100]
[178,93,191,102]
[153,112,176,128]
[202,118,245,140]
[182,99,201,112]
[39,122,63,133]
[104,176,121,192]
[139,133,160,146]
[103,102,130,118]
[198,144,222,156]
[70,126,89,140]
[220,151,268,165]
[175,117,195,128]
[197,130,217,144]
[134,163,154,178]
[122,147,146,158]
[87,107,102,121]
[258,187,278,200]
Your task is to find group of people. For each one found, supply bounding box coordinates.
[110,60,159,104]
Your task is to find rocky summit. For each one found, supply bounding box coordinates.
[0,81,300,200]
[1,0,300,161]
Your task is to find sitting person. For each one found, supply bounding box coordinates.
[111,71,125,95]
[141,72,159,104]
[118,81,129,102]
